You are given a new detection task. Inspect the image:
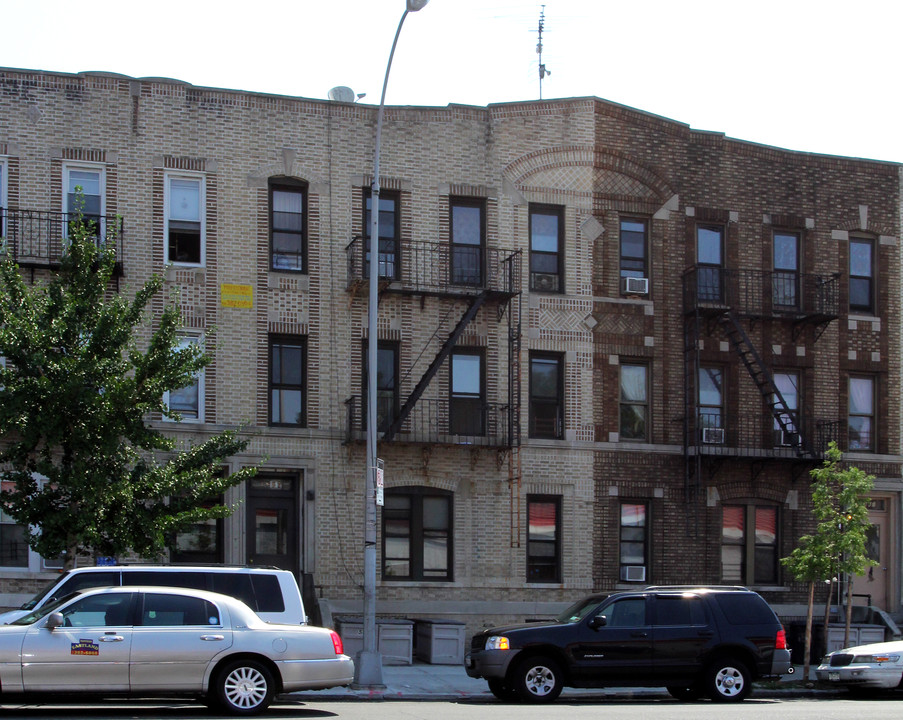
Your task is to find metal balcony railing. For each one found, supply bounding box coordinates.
[688,411,845,458]
[344,395,512,447]
[0,209,124,272]
[683,266,839,320]
[345,237,520,298]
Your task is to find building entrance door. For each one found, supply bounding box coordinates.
[852,495,893,611]
[247,474,299,576]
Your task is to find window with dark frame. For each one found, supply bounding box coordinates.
[773,230,800,309]
[849,236,875,314]
[721,505,778,585]
[450,349,484,436]
[269,336,307,427]
[619,502,648,583]
[848,375,875,451]
[619,363,648,441]
[363,341,398,432]
[170,494,225,565]
[772,371,799,446]
[698,366,724,440]
[269,179,307,272]
[364,189,400,280]
[529,204,563,292]
[527,495,561,583]
[529,352,564,439]
[167,175,203,265]
[450,197,484,286]
[619,218,648,285]
[696,224,724,302]
[382,488,452,581]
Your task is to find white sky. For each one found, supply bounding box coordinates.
[4,0,902,163]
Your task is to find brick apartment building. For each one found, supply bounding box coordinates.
[0,67,899,631]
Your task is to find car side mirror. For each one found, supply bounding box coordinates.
[45,613,64,630]
[589,615,607,630]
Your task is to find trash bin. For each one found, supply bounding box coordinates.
[335,617,413,666]
[414,618,466,664]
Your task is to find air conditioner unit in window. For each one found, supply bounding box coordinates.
[621,276,649,294]
[620,565,646,582]
[777,429,800,447]
[702,427,725,444]
[531,273,560,292]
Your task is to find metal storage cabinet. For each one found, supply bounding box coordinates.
[414,618,466,664]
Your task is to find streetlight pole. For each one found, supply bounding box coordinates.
[355,0,430,689]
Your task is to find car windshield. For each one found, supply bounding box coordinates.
[556,595,607,624]
[19,574,70,610]
[10,592,80,626]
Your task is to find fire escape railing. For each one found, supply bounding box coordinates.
[0,209,124,272]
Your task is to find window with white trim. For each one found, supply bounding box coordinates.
[64,164,105,239]
[164,336,204,422]
[165,174,205,265]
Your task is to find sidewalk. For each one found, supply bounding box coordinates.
[289,662,830,702]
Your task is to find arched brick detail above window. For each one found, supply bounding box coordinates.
[503,145,675,205]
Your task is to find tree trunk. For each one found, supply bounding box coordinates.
[822,578,835,657]
[803,580,815,682]
[844,574,854,647]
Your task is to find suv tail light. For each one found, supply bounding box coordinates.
[330,630,344,655]
[775,627,787,650]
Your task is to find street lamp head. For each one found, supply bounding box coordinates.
[407,0,429,10]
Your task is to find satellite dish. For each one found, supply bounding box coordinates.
[328,86,356,103]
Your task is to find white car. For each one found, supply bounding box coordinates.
[0,585,353,715]
[816,639,903,691]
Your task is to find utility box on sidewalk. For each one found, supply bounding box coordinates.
[336,617,413,666]
[414,618,466,664]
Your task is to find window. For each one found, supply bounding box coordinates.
[619,218,648,286]
[652,595,705,626]
[698,366,724,440]
[364,189,399,280]
[527,495,561,583]
[450,349,484,435]
[270,180,306,272]
[722,505,778,585]
[141,593,219,626]
[170,496,224,564]
[363,341,398,432]
[164,336,203,422]
[0,505,28,568]
[850,237,875,314]
[773,231,800,308]
[64,165,104,239]
[529,204,563,292]
[696,224,724,301]
[60,592,134,628]
[382,488,452,581]
[599,597,647,627]
[0,159,8,240]
[450,197,484,286]
[620,502,648,582]
[619,363,648,441]
[166,174,204,265]
[773,371,799,446]
[848,376,875,451]
[269,336,306,427]
[529,353,563,439]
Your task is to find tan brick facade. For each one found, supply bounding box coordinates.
[0,69,899,633]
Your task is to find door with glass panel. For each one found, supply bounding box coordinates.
[773,231,800,309]
[246,475,298,576]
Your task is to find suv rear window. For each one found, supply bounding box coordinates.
[713,593,776,625]
[125,571,206,590]
[251,574,285,613]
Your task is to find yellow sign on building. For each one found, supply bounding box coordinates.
[221,284,253,309]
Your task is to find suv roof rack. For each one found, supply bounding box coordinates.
[643,585,749,592]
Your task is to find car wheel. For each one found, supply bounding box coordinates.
[667,685,702,701]
[704,658,751,702]
[510,655,563,703]
[488,678,518,701]
[214,659,276,715]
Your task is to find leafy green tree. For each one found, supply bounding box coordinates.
[783,441,874,676]
[0,200,255,567]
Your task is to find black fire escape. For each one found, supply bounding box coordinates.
[344,237,522,450]
[682,266,841,516]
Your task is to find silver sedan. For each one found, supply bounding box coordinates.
[0,585,354,714]
[816,639,903,691]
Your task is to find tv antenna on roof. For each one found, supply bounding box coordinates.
[536,5,551,100]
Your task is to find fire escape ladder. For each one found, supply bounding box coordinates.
[382,291,489,442]
[717,311,806,457]
[684,309,702,536]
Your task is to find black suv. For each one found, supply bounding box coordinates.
[465,586,791,703]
